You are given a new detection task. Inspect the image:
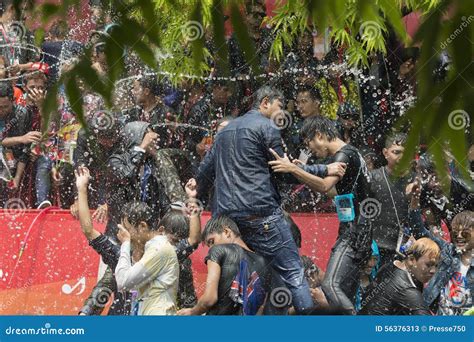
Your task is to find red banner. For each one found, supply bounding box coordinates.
[0,209,339,315]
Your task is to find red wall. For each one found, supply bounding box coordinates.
[0,208,339,315]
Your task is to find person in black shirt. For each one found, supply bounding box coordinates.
[370,133,415,267]
[269,116,372,314]
[177,216,271,316]
[359,237,440,315]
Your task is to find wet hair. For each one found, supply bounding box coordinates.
[160,211,190,241]
[451,211,474,230]
[23,71,47,85]
[251,85,285,110]
[202,215,241,242]
[405,237,440,261]
[122,201,160,231]
[399,47,420,64]
[0,81,13,99]
[297,85,321,102]
[300,115,339,142]
[138,74,164,97]
[285,211,301,248]
[384,132,407,149]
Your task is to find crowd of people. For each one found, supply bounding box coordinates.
[0,0,472,316]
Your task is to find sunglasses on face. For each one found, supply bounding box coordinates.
[451,228,471,239]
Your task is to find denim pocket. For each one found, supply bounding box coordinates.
[253,218,284,256]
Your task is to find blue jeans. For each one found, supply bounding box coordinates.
[231,210,314,314]
[35,156,52,206]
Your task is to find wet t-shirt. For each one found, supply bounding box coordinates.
[438,262,472,315]
[331,144,371,207]
[204,244,271,315]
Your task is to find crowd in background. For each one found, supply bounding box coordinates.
[0,0,472,316]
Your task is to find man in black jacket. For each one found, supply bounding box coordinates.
[359,237,440,315]
[195,86,316,314]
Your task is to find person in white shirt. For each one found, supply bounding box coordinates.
[115,201,179,315]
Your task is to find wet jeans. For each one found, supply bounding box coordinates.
[35,155,52,206]
[231,210,314,314]
[322,221,372,315]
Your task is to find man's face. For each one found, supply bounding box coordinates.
[0,96,13,119]
[451,223,473,252]
[0,60,7,79]
[212,85,231,105]
[407,253,439,284]
[132,80,147,104]
[383,143,404,169]
[306,133,329,158]
[363,256,378,276]
[245,5,265,34]
[296,91,320,119]
[205,228,234,248]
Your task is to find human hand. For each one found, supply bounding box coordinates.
[74,166,91,191]
[139,131,159,151]
[268,148,295,173]
[117,224,131,243]
[26,87,46,107]
[92,203,108,224]
[185,178,197,198]
[176,308,194,316]
[21,131,42,144]
[52,167,62,184]
[326,162,347,178]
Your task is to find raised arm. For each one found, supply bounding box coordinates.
[75,166,100,241]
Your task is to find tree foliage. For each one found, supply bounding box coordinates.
[11,0,473,186]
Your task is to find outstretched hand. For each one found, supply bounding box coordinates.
[75,166,91,191]
[268,148,296,173]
